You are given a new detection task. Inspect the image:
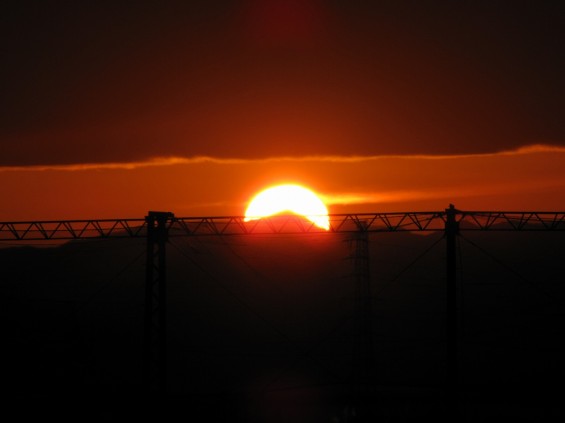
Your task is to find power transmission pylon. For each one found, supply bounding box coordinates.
[445,204,459,417]
[348,222,373,419]
[143,211,174,395]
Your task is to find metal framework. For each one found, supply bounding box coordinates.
[2,207,565,416]
[348,226,373,417]
[445,205,459,417]
[143,212,173,395]
[2,210,565,241]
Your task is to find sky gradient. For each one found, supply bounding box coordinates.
[1,1,563,219]
[1,145,564,221]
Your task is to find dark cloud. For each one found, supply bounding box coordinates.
[1,1,563,165]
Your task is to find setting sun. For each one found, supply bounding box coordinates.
[244,184,330,230]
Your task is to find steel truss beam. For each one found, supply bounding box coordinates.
[1,211,565,241]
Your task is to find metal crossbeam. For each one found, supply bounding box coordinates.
[0,218,147,241]
[1,211,565,241]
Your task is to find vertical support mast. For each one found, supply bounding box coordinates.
[350,221,373,415]
[143,211,174,395]
[445,204,459,415]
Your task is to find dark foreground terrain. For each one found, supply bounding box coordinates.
[2,228,564,421]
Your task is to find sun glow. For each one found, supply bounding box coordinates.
[244,184,330,230]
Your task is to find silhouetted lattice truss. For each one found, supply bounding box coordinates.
[1,211,565,241]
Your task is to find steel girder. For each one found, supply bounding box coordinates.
[1,210,565,241]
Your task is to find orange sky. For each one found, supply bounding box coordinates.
[1,2,563,221]
[1,144,564,221]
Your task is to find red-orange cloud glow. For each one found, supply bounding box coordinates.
[1,144,564,221]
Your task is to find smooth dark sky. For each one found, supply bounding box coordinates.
[2,0,563,165]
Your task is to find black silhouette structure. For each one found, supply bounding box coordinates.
[2,206,565,421]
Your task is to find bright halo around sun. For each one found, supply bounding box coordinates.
[244,184,330,230]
